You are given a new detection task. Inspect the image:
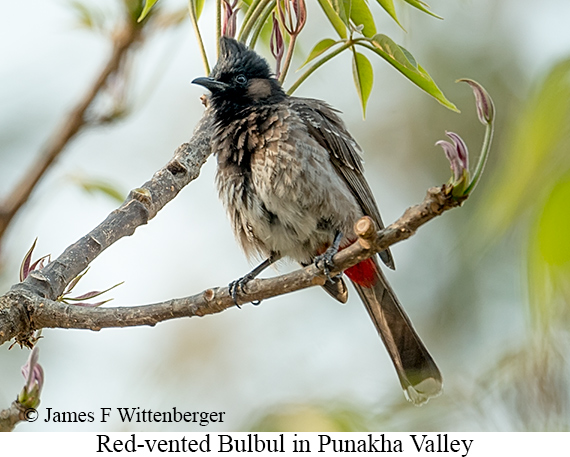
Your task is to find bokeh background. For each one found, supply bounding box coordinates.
[2,0,570,432]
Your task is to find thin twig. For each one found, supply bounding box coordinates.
[287,40,352,95]
[238,0,273,43]
[239,0,262,35]
[279,34,297,84]
[464,121,494,194]
[216,0,222,57]
[188,0,210,74]
[248,0,276,49]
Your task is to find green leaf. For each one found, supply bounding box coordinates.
[77,178,125,204]
[367,34,458,111]
[352,51,374,117]
[374,0,403,28]
[346,0,377,37]
[537,176,570,267]
[191,0,206,20]
[402,0,442,19]
[331,0,350,25]
[371,34,416,68]
[528,173,570,326]
[479,58,570,238]
[302,39,338,67]
[399,45,417,68]
[317,0,348,38]
[138,0,160,22]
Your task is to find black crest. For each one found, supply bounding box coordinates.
[210,37,274,82]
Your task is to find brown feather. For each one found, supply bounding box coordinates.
[289,97,395,269]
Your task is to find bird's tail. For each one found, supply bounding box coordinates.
[346,257,443,405]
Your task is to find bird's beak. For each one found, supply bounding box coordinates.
[192,77,229,93]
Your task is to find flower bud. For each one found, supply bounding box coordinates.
[278,0,307,36]
[270,13,285,77]
[458,78,495,124]
[437,131,470,196]
[18,347,44,409]
[222,0,239,38]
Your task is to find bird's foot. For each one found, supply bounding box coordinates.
[314,245,338,282]
[229,274,261,307]
[228,256,278,307]
[314,232,343,282]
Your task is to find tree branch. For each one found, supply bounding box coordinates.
[0,142,462,345]
[0,401,27,433]
[0,101,463,434]
[12,108,214,300]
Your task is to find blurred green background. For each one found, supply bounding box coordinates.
[1,0,570,431]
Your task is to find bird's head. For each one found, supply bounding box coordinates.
[192,37,285,117]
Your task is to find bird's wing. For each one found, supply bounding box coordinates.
[289,97,394,269]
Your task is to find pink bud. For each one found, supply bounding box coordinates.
[222,0,239,38]
[437,140,462,182]
[436,131,469,184]
[270,13,285,77]
[458,78,495,124]
[278,0,307,35]
[21,347,44,395]
[445,131,469,171]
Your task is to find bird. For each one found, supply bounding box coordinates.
[192,37,442,405]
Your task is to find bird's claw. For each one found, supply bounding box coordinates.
[229,277,247,308]
[229,274,262,307]
[314,248,337,282]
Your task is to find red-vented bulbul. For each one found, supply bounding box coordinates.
[193,37,442,405]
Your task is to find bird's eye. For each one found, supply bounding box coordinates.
[235,74,247,85]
